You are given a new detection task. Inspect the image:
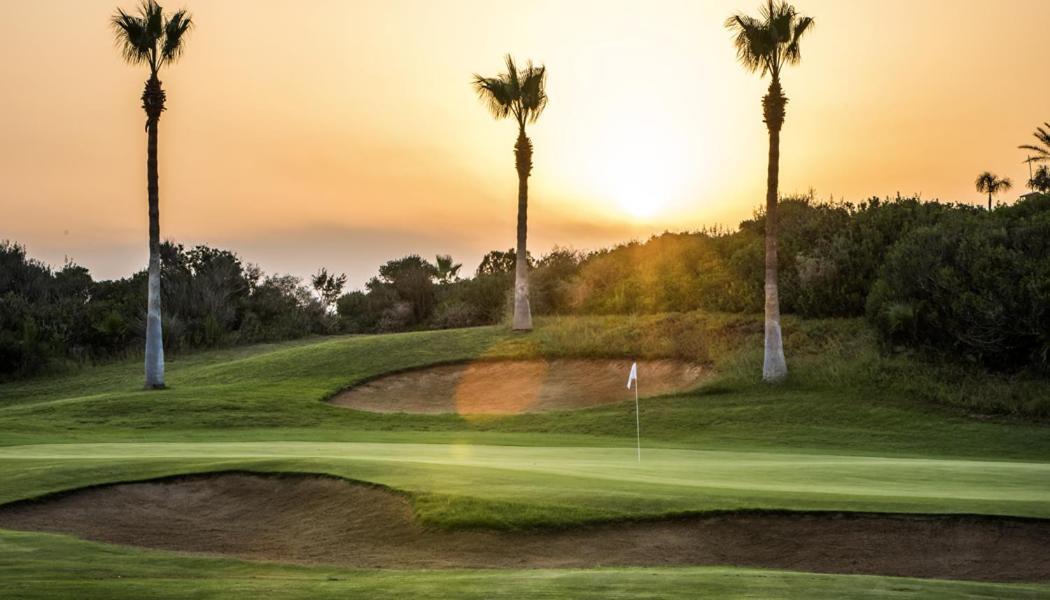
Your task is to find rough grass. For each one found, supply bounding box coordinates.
[2,530,1049,599]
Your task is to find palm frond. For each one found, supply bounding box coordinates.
[786,16,814,64]
[519,62,548,123]
[725,15,766,74]
[111,9,153,67]
[143,0,164,40]
[472,75,512,119]
[504,55,520,97]
[769,2,795,45]
[161,9,193,65]
[1020,146,1049,159]
[1019,123,1050,162]
[1019,144,1049,154]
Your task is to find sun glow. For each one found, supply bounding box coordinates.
[570,111,694,224]
[603,136,690,223]
[612,175,669,221]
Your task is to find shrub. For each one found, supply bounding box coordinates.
[867,199,1050,372]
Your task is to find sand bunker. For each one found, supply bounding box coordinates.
[1,473,1048,582]
[330,359,705,414]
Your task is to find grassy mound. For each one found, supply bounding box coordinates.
[0,313,1046,453]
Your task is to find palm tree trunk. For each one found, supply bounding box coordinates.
[761,79,788,382]
[988,192,993,211]
[143,74,165,389]
[512,128,533,331]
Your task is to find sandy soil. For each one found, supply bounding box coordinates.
[330,359,705,414]
[1,473,1047,582]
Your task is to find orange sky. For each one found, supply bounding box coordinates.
[1,0,1048,283]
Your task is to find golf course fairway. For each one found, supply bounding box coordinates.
[2,319,1049,597]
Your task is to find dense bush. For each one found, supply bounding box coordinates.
[0,240,333,378]
[332,194,1049,373]
[867,196,1050,372]
[555,194,968,319]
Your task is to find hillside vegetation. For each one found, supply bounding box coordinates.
[2,313,1047,448]
[5,194,1049,379]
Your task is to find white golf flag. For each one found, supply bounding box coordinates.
[627,361,641,462]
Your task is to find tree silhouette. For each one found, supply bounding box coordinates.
[1028,165,1050,194]
[476,249,523,276]
[975,172,1012,210]
[473,55,548,331]
[111,0,193,389]
[312,268,348,310]
[726,0,814,382]
[1019,122,1050,166]
[434,255,462,285]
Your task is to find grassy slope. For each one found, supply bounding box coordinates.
[1,315,1047,459]
[1,313,1049,596]
[3,531,1048,600]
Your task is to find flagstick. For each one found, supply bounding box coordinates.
[634,380,641,463]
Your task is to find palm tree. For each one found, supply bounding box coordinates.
[725,1,814,382]
[111,0,192,389]
[974,172,1012,210]
[472,55,548,331]
[1019,122,1050,166]
[1029,165,1050,194]
[434,254,462,285]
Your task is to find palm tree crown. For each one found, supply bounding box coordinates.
[975,171,1012,210]
[975,172,1012,194]
[472,55,548,131]
[1030,165,1050,193]
[725,0,814,82]
[111,0,192,76]
[435,254,462,285]
[1019,122,1050,165]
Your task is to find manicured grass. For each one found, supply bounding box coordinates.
[3,530,1048,599]
[1,313,1048,597]
[2,442,1048,527]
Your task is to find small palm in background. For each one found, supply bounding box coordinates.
[435,255,462,285]
[1029,165,1050,193]
[975,172,1012,210]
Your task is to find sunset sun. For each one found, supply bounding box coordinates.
[584,120,690,223]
